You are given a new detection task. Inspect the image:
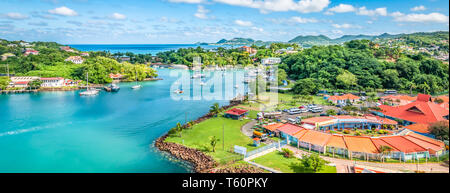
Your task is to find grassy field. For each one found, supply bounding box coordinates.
[241,92,331,111]
[165,109,263,164]
[251,151,337,173]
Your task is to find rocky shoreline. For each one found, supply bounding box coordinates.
[154,100,266,173]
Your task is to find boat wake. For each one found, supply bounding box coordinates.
[0,122,72,137]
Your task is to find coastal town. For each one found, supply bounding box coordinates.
[1,35,449,173]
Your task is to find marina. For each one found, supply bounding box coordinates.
[0,68,247,172]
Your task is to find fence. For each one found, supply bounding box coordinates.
[245,139,288,158]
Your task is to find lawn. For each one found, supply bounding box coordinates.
[240,92,331,112]
[165,110,263,164]
[251,151,337,173]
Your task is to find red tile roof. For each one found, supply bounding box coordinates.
[343,136,379,154]
[14,81,29,85]
[328,94,360,101]
[378,93,449,124]
[405,123,430,133]
[277,123,303,136]
[378,136,427,153]
[326,135,347,149]
[297,130,331,147]
[224,108,248,116]
[263,123,285,132]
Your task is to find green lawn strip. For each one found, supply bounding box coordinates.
[165,110,263,164]
[250,151,336,173]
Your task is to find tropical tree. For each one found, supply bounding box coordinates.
[28,79,43,90]
[176,122,183,137]
[299,154,328,172]
[209,136,220,152]
[379,145,393,162]
[0,76,10,90]
[429,121,449,141]
[209,103,221,116]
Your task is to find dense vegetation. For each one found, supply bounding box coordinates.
[0,40,157,84]
[282,39,449,95]
[156,43,299,67]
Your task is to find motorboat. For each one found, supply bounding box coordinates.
[104,84,120,92]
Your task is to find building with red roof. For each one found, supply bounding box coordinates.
[224,108,248,120]
[326,93,360,104]
[376,94,449,125]
[380,95,416,106]
[262,122,446,161]
[238,46,257,55]
[300,115,397,131]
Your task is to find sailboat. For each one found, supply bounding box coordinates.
[80,72,99,96]
[131,68,142,89]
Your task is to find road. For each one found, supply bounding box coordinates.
[285,146,449,173]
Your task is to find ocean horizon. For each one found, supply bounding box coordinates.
[69,44,240,55]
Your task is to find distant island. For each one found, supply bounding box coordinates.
[198,31,449,48]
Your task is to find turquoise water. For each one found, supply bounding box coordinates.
[0,69,247,172]
[69,44,240,55]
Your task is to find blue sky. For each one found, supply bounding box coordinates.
[0,0,448,44]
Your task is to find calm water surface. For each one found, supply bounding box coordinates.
[0,68,246,172]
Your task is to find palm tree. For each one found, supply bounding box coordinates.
[407,82,416,95]
[209,136,220,152]
[209,103,221,116]
[176,122,183,137]
[379,145,393,163]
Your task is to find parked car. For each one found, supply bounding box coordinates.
[288,108,302,115]
[311,107,323,113]
[320,113,328,116]
[287,118,297,123]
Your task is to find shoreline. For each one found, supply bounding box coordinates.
[0,78,163,94]
[154,100,266,173]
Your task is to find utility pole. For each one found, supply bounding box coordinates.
[222,124,225,150]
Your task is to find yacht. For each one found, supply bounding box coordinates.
[131,68,142,89]
[80,73,99,96]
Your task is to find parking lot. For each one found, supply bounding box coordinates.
[277,105,341,122]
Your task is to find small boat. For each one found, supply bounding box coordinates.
[174,89,183,94]
[131,85,142,89]
[80,72,99,96]
[131,68,142,90]
[104,84,120,92]
[80,89,99,96]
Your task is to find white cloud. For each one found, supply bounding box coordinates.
[290,16,318,23]
[48,6,78,16]
[332,23,361,29]
[357,6,387,16]
[411,5,426,11]
[194,5,210,19]
[213,0,330,13]
[393,12,449,23]
[251,26,264,32]
[234,19,253,27]
[168,0,205,3]
[110,13,127,20]
[2,13,29,20]
[327,4,355,13]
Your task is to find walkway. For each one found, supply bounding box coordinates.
[241,120,257,138]
[246,160,282,173]
[285,146,449,173]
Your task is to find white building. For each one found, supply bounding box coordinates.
[261,57,281,66]
[40,77,65,87]
[65,56,84,64]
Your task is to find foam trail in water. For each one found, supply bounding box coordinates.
[0,122,72,137]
